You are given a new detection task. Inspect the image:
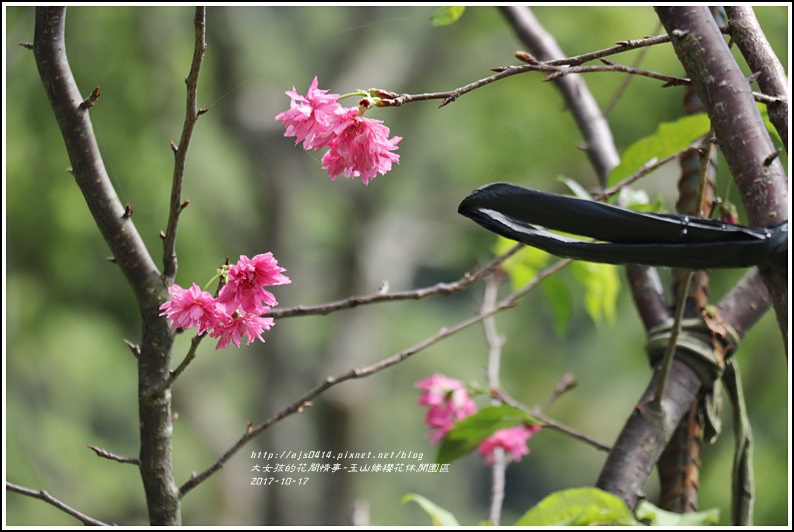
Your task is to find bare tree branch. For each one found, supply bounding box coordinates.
[33,7,181,525]
[6,482,110,526]
[596,358,702,509]
[267,243,522,319]
[483,274,507,526]
[32,7,161,306]
[725,6,789,151]
[656,6,788,346]
[87,445,141,465]
[495,390,610,453]
[179,258,571,497]
[163,7,208,281]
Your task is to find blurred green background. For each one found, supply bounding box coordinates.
[4,6,789,526]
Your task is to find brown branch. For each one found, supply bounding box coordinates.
[725,6,789,151]
[163,7,207,282]
[33,7,180,525]
[495,390,611,453]
[266,243,522,319]
[596,359,702,509]
[714,270,772,340]
[6,482,110,526]
[179,258,571,498]
[32,7,162,308]
[152,333,206,396]
[656,6,788,346]
[87,444,140,465]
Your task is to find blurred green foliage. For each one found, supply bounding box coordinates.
[4,5,789,526]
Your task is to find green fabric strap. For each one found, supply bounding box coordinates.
[645,317,752,525]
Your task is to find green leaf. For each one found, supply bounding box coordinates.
[540,275,574,337]
[607,114,710,187]
[402,493,461,526]
[515,487,640,526]
[759,104,788,172]
[429,6,466,26]
[635,500,720,526]
[494,236,550,291]
[557,176,593,201]
[570,261,619,327]
[436,405,542,465]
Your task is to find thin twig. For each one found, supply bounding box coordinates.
[482,274,507,526]
[604,23,662,116]
[540,373,577,413]
[381,61,689,110]
[651,271,694,410]
[266,244,522,319]
[87,444,140,465]
[163,7,207,281]
[599,134,710,200]
[652,134,713,409]
[496,390,611,453]
[150,333,206,396]
[179,258,571,497]
[6,482,110,526]
[498,5,620,184]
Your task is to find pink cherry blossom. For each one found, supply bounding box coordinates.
[416,374,471,407]
[159,283,225,335]
[321,115,401,185]
[209,313,275,350]
[416,373,477,443]
[275,76,344,150]
[217,253,291,314]
[478,425,541,465]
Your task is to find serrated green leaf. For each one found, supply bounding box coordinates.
[607,114,711,187]
[402,493,461,526]
[429,6,466,26]
[635,500,720,526]
[436,405,542,465]
[540,275,574,337]
[515,487,639,526]
[570,261,619,327]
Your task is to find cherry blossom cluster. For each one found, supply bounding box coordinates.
[275,77,401,185]
[416,373,540,465]
[159,253,291,350]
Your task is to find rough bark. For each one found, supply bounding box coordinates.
[33,7,180,525]
[656,6,788,346]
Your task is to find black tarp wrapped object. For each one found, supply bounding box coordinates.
[458,182,787,274]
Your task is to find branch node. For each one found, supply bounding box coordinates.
[159,230,167,240]
[65,167,74,175]
[18,41,34,50]
[196,108,209,116]
[297,401,313,413]
[122,203,134,219]
[78,86,101,110]
[123,338,140,358]
[170,139,178,153]
[106,255,117,264]
[763,148,782,167]
[671,29,688,38]
[490,66,509,73]
[180,199,191,211]
[87,444,140,465]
